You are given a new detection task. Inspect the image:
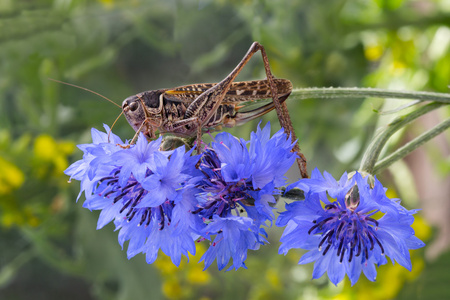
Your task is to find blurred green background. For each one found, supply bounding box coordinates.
[0,0,449,299]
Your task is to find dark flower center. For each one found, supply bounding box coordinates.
[308,203,384,263]
[98,168,173,229]
[193,149,252,219]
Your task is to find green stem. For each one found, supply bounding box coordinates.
[0,249,35,288]
[373,117,450,173]
[359,102,445,174]
[290,87,450,103]
[21,228,85,275]
[289,87,450,174]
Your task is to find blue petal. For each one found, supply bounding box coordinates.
[97,202,122,229]
[200,216,258,271]
[311,251,332,279]
[328,253,346,286]
[362,259,378,282]
[298,249,321,264]
[344,255,362,286]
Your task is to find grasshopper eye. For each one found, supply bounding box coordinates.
[129,101,139,112]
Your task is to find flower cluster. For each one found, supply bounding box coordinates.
[276,168,425,285]
[65,125,201,266]
[66,123,425,284]
[65,123,297,271]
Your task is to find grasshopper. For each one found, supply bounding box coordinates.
[122,79,293,139]
[122,42,291,140]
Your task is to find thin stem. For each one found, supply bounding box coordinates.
[373,117,450,173]
[0,249,35,288]
[21,228,84,275]
[359,102,445,174]
[290,87,450,103]
[288,87,450,174]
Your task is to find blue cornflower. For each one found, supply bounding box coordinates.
[276,168,425,286]
[194,122,297,271]
[64,125,124,200]
[65,126,201,266]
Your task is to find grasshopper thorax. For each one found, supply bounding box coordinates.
[122,90,165,138]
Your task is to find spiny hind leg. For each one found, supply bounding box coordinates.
[256,43,309,178]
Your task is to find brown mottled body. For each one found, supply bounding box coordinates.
[122,79,292,138]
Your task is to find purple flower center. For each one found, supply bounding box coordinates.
[308,203,385,263]
[193,150,251,219]
[98,169,173,229]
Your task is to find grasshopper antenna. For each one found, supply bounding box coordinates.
[48,78,122,109]
[108,110,124,142]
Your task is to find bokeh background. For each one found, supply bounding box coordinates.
[1,0,449,299]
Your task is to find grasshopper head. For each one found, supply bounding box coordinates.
[122,91,164,138]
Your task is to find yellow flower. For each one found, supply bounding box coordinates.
[33,135,75,179]
[162,279,183,299]
[265,268,282,290]
[187,267,210,285]
[0,157,25,195]
[154,243,211,299]
[97,0,115,8]
[365,45,384,61]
